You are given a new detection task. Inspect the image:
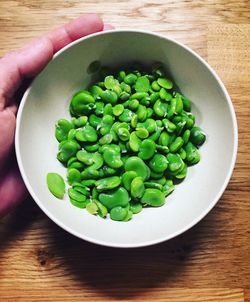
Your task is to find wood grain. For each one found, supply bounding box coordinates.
[0,1,250,301]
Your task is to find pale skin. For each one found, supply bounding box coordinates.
[0,14,113,217]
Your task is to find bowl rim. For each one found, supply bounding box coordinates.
[15,29,238,248]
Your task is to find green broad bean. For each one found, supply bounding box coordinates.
[157,78,173,89]
[95,201,108,218]
[135,128,149,139]
[175,94,183,113]
[99,187,130,210]
[104,75,119,90]
[175,121,186,136]
[162,118,176,133]
[159,88,172,101]
[146,107,154,118]
[122,171,138,191]
[120,91,130,101]
[89,114,102,128]
[124,73,137,85]
[68,188,86,202]
[90,85,103,100]
[175,163,188,179]
[117,127,130,141]
[131,114,138,128]
[144,118,156,133]
[129,131,141,152]
[67,157,77,167]
[128,99,140,111]
[149,126,163,142]
[73,185,90,196]
[151,80,161,91]
[162,180,175,196]
[156,144,169,154]
[70,90,95,116]
[167,153,184,172]
[149,154,168,173]
[84,143,99,152]
[113,104,124,116]
[138,139,156,160]
[50,65,206,221]
[182,129,191,145]
[103,104,113,115]
[152,177,166,186]
[76,150,94,165]
[169,136,184,152]
[180,94,191,111]
[70,198,89,209]
[118,71,126,82]
[125,157,149,181]
[158,131,171,146]
[103,148,123,169]
[131,92,148,100]
[81,179,96,187]
[140,97,150,106]
[150,92,160,104]
[119,109,134,122]
[95,176,121,191]
[57,140,80,163]
[144,181,163,190]
[47,173,65,199]
[136,105,147,122]
[135,76,150,92]
[99,133,113,145]
[67,168,81,184]
[167,98,177,119]
[120,82,131,93]
[73,116,88,128]
[110,206,128,221]
[184,142,200,165]
[131,176,145,199]
[68,129,76,140]
[190,126,206,146]
[102,90,118,104]
[55,119,74,142]
[130,202,142,214]
[141,189,165,207]
[99,114,114,135]
[112,84,121,96]
[86,202,98,215]
[95,101,104,115]
[153,99,168,117]
[75,125,97,142]
[100,143,120,154]
[179,148,187,160]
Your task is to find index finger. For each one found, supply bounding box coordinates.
[0,14,104,108]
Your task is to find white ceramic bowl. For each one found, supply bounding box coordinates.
[15,30,238,248]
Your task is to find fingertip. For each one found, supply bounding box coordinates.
[103,24,115,31]
[65,14,104,40]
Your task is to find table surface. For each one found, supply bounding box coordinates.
[0,1,249,301]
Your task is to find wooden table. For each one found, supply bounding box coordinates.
[0,1,249,301]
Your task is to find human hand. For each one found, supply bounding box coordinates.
[0,14,113,217]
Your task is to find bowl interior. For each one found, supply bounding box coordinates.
[16,31,237,247]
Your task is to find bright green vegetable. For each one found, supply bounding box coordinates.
[48,64,206,221]
[47,173,65,199]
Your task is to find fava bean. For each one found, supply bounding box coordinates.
[141,189,165,207]
[47,173,65,199]
[49,65,206,221]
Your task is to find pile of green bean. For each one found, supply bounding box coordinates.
[47,65,206,221]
